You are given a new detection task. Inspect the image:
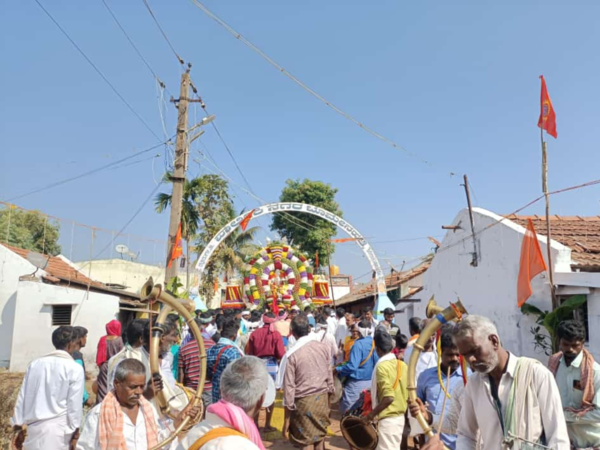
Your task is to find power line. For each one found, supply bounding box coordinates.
[33,0,163,142]
[141,0,185,65]
[99,0,171,96]
[5,140,169,201]
[188,0,457,177]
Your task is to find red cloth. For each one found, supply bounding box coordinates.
[246,325,286,360]
[538,75,557,138]
[96,320,121,367]
[517,219,548,307]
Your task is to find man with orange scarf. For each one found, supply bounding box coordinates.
[548,320,600,449]
[77,358,198,450]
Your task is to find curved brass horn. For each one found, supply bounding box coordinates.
[407,299,467,446]
[140,277,207,450]
[425,296,444,318]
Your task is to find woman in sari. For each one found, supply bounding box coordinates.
[94,319,123,404]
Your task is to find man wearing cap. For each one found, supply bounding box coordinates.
[378,308,400,338]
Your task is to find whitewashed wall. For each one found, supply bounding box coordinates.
[9,280,120,372]
[403,207,590,362]
[0,246,36,367]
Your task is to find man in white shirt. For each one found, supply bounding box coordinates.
[77,358,198,450]
[403,319,437,381]
[12,326,85,450]
[548,320,600,449]
[324,307,338,336]
[453,315,570,450]
[178,356,269,450]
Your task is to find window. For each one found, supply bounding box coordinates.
[52,305,72,326]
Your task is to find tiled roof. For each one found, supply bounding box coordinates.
[506,215,600,271]
[2,243,103,287]
[1,243,139,298]
[336,260,431,306]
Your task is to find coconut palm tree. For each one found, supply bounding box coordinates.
[155,173,203,287]
[219,224,261,281]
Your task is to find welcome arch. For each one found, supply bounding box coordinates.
[195,202,393,318]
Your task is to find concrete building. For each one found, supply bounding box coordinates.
[0,244,139,371]
[398,208,600,361]
[74,259,173,293]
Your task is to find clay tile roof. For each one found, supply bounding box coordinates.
[506,214,600,271]
[336,260,431,306]
[1,243,104,288]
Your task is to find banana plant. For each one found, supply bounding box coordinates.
[521,295,587,355]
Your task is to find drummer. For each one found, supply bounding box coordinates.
[335,320,379,414]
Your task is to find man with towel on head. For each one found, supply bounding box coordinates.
[246,312,285,433]
[335,319,379,414]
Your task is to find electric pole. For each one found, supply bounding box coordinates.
[165,68,191,283]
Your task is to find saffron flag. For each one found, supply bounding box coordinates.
[329,237,360,243]
[517,219,548,307]
[315,252,319,268]
[240,209,255,231]
[167,223,183,268]
[538,75,557,138]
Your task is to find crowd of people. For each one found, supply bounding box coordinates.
[9,302,600,450]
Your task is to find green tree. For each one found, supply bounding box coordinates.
[271,179,343,266]
[0,209,61,256]
[219,213,260,281]
[155,173,203,288]
[189,175,236,298]
[521,295,587,355]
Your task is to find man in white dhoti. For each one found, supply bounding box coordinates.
[12,326,85,450]
[453,315,570,450]
[77,358,198,450]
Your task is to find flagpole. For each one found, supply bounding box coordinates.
[541,128,558,310]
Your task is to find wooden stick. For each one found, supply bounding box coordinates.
[436,366,452,436]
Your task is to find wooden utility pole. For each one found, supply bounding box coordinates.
[462,174,478,267]
[541,130,559,310]
[165,69,191,283]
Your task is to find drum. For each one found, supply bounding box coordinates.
[339,390,378,450]
[262,376,276,408]
[331,376,343,405]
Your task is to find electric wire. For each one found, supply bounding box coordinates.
[99,0,171,95]
[33,0,163,142]
[141,0,185,65]
[188,0,456,176]
[5,140,170,202]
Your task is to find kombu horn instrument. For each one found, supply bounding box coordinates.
[407,297,467,446]
[140,277,207,450]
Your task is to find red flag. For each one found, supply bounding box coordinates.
[167,223,183,268]
[240,209,255,231]
[538,75,557,138]
[517,219,548,307]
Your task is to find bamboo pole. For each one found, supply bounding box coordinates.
[541,128,559,310]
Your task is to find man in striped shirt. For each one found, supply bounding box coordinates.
[179,315,216,408]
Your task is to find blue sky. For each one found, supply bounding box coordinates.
[1,0,599,281]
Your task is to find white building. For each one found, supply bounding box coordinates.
[397,208,600,361]
[0,244,139,372]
